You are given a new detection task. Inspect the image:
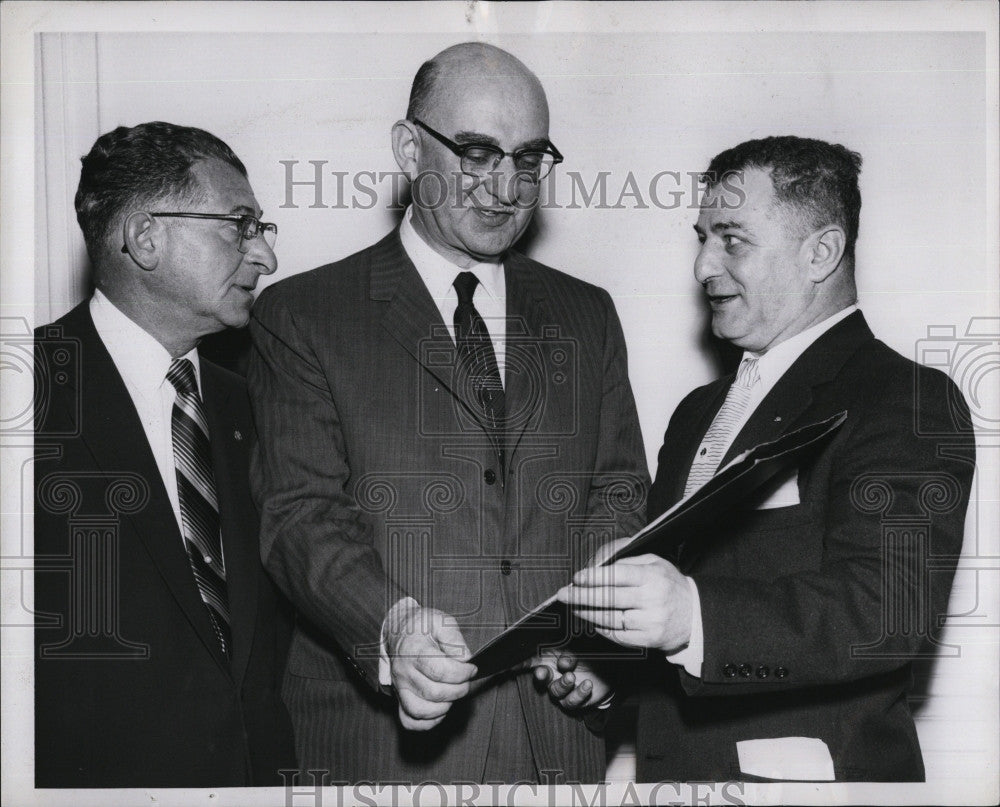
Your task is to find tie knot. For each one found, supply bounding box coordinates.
[735,357,760,389]
[167,358,199,396]
[454,271,480,305]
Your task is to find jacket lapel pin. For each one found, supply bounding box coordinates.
[233,428,243,441]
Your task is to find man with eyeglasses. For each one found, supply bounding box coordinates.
[34,121,296,787]
[249,43,648,784]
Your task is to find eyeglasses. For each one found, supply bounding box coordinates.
[121,212,277,254]
[412,119,563,183]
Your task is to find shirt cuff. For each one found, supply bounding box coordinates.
[378,596,421,688]
[663,576,703,678]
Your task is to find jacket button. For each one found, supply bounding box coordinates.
[722,664,737,678]
[738,663,752,678]
[756,665,769,679]
[774,666,788,679]
[484,469,497,485]
[500,559,512,576]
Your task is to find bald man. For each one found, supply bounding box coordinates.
[249,43,648,784]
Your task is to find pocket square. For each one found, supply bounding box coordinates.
[753,467,800,510]
[736,736,835,781]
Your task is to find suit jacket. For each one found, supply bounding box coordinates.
[34,301,296,788]
[638,311,974,782]
[248,229,649,784]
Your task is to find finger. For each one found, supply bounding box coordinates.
[396,689,453,721]
[571,564,645,588]
[534,665,554,685]
[414,654,478,685]
[556,654,577,673]
[560,678,593,710]
[407,673,472,703]
[432,618,473,660]
[594,626,644,648]
[615,554,669,567]
[398,704,446,732]
[559,585,647,611]
[548,672,576,700]
[570,607,631,630]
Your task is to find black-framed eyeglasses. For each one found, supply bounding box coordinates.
[121,212,277,254]
[412,118,563,183]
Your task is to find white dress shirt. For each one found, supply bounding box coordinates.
[668,304,859,676]
[399,206,507,388]
[89,289,201,533]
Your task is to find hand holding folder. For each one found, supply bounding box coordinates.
[470,411,848,678]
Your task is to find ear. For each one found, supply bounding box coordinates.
[802,225,846,283]
[391,119,421,179]
[121,211,160,270]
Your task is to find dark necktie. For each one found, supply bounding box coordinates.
[166,358,231,658]
[453,270,506,435]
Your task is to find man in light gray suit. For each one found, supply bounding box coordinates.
[249,42,648,784]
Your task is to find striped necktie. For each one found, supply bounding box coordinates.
[684,356,761,498]
[167,358,231,658]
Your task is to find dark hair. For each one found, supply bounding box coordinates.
[75,121,247,259]
[706,136,863,264]
[406,58,440,121]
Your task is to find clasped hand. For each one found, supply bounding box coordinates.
[386,606,477,731]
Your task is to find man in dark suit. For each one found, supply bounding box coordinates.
[34,121,296,787]
[249,42,648,784]
[559,136,974,781]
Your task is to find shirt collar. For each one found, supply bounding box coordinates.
[745,305,858,391]
[90,288,201,395]
[399,206,504,302]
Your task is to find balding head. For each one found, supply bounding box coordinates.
[407,42,548,128]
[394,43,555,267]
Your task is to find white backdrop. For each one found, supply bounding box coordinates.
[4,2,1000,805]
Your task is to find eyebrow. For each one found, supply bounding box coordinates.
[453,130,552,152]
[693,220,749,235]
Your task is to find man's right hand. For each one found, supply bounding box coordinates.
[385,605,478,731]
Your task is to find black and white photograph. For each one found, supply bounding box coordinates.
[2,2,998,806]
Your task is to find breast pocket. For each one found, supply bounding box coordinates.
[730,503,823,580]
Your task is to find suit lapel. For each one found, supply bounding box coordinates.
[503,255,555,460]
[200,359,257,686]
[371,229,506,443]
[64,304,231,674]
[720,310,874,466]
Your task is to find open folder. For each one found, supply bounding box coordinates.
[471,410,848,678]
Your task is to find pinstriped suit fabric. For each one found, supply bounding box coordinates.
[249,230,649,784]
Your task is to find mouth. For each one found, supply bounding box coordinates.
[471,206,515,226]
[707,292,739,308]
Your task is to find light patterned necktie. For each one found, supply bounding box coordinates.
[684,356,761,497]
[167,358,231,658]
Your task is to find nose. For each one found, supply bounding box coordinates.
[247,235,278,276]
[484,156,529,207]
[693,241,722,285]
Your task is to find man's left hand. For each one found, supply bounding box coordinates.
[556,555,693,653]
